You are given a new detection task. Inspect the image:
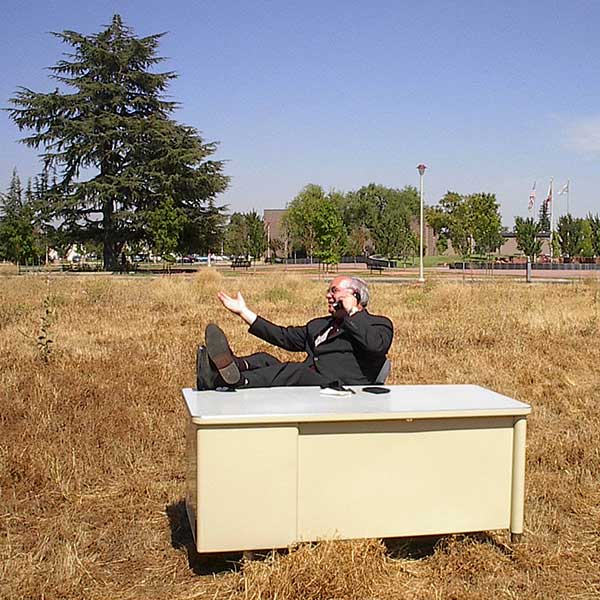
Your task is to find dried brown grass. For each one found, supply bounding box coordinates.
[0,263,18,276]
[231,539,389,600]
[1,271,600,600]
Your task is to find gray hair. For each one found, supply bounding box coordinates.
[349,276,370,307]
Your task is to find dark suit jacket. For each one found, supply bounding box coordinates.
[248,310,393,385]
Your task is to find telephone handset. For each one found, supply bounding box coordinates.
[333,289,360,311]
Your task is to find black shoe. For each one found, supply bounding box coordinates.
[196,345,221,390]
[205,324,241,385]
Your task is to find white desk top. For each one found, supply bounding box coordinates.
[182,385,531,425]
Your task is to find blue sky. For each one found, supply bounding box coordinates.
[1,0,599,226]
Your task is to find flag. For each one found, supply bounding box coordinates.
[558,181,569,195]
[545,179,553,208]
[528,181,536,210]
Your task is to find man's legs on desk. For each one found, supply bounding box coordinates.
[240,362,329,388]
[197,324,331,390]
[239,352,282,371]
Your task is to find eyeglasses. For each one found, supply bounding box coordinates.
[327,286,351,295]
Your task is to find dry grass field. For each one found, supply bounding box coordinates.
[1,269,599,600]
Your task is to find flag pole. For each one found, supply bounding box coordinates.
[549,177,554,259]
[528,181,536,216]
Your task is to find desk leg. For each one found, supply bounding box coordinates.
[510,417,527,542]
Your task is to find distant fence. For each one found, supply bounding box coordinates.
[449,262,600,271]
[282,256,369,265]
[281,256,404,268]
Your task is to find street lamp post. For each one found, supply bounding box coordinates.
[417,164,427,283]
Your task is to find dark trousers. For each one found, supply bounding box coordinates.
[236,352,330,388]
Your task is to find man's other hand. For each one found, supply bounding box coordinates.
[340,292,358,313]
[334,291,359,318]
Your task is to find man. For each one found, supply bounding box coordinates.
[197,275,393,389]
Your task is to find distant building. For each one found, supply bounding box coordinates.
[497,232,551,257]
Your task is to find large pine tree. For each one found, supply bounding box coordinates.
[9,15,228,269]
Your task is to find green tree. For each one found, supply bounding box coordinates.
[181,197,228,256]
[514,217,543,259]
[514,216,542,283]
[283,184,326,260]
[30,166,63,256]
[8,15,228,270]
[313,198,346,267]
[245,210,267,262]
[467,193,504,256]
[224,213,248,257]
[587,213,600,257]
[282,184,349,264]
[338,186,381,257]
[346,224,371,257]
[427,191,503,259]
[224,211,266,260]
[426,191,472,258]
[373,201,417,261]
[556,214,584,260]
[551,234,561,260]
[538,200,550,232]
[0,169,42,264]
[6,168,23,206]
[397,222,418,263]
[372,187,418,258]
[146,197,186,263]
[580,219,594,259]
[343,185,416,259]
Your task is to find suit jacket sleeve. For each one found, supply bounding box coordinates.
[248,316,308,352]
[339,310,393,355]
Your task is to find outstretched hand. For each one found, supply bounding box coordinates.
[217,291,258,325]
[217,291,247,315]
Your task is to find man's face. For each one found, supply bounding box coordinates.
[326,276,353,314]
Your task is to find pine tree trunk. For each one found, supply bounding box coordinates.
[102,197,116,271]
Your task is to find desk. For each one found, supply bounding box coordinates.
[182,385,531,553]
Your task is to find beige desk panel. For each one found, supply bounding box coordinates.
[196,426,298,552]
[183,386,530,552]
[297,418,513,540]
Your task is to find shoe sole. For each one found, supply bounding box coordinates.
[205,324,240,385]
